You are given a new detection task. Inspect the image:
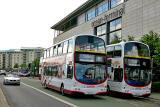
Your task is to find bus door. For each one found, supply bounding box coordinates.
[110,58,123,91]
[62,63,73,88]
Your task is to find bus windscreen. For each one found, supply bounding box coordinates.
[75,35,105,52]
[124,42,150,57]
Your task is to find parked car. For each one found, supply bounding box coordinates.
[0,70,6,75]
[3,74,20,85]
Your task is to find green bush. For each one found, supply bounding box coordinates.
[152,82,160,92]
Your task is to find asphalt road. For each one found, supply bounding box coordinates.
[0,76,160,107]
[0,77,72,107]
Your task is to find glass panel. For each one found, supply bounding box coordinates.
[63,41,68,54]
[50,47,53,57]
[124,42,150,57]
[114,45,122,57]
[75,63,107,84]
[106,46,114,58]
[96,24,106,36]
[109,30,121,43]
[101,25,106,34]
[54,46,57,56]
[68,39,73,53]
[98,2,108,15]
[125,58,151,86]
[44,50,47,58]
[75,53,106,63]
[58,43,63,55]
[47,49,50,57]
[97,26,101,36]
[75,35,105,52]
[111,0,123,8]
[115,18,121,29]
[110,20,116,31]
[87,10,96,21]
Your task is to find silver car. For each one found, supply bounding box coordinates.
[3,74,20,85]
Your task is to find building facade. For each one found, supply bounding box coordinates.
[52,0,160,45]
[0,47,44,70]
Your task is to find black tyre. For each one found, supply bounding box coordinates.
[107,85,110,95]
[60,85,65,96]
[44,81,47,89]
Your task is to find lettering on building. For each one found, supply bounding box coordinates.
[91,4,125,27]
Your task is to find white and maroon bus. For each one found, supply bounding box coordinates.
[106,41,152,97]
[40,35,108,95]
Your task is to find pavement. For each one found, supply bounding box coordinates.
[150,92,160,100]
[0,84,9,107]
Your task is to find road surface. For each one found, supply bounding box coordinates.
[0,76,160,107]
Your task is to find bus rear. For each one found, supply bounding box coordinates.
[73,35,107,95]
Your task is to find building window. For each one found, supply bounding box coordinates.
[110,18,121,31]
[109,30,121,43]
[111,0,124,9]
[78,13,86,25]
[98,1,108,15]
[96,24,106,36]
[87,9,96,21]
[109,18,122,44]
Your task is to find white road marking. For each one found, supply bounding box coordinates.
[21,82,78,107]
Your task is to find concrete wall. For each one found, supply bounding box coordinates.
[122,0,160,40]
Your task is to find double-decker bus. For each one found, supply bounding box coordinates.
[40,35,108,95]
[106,41,152,97]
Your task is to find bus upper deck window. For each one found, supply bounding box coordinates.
[63,41,68,54]
[68,39,73,53]
[106,46,114,58]
[114,45,122,57]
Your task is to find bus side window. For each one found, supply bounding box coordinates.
[108,59,112,67]
[68,39,73,53]
[63,41,68,54]
[52,65,57,77]
[50,47,53,57]
[47,49,50,58]
[67,64,73,79]
[44,50,47,58]
[114,45,122,57]
[106,46,114,58]
[44,66,48,76]
[58,43,63,55]
[114,68,123,82]
[49,66,52,76]
[54,46,57,56]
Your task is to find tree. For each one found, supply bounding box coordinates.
[153,42,160,72]
[20,64,27,68]
[140,31,160,57]
[128,35,135,41]
[110,35,121,44]
[140,31,160,73]
[32,58,40,76]
[14,63,19,68]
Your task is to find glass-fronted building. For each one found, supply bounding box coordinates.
[52,0,160,45]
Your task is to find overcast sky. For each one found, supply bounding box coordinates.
[0,0,87,50]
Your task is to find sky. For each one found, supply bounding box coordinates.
[0,0,88,50]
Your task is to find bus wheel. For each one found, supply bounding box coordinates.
[107,85,110,95]
[60,84,65,96]
[44,81,47,89]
